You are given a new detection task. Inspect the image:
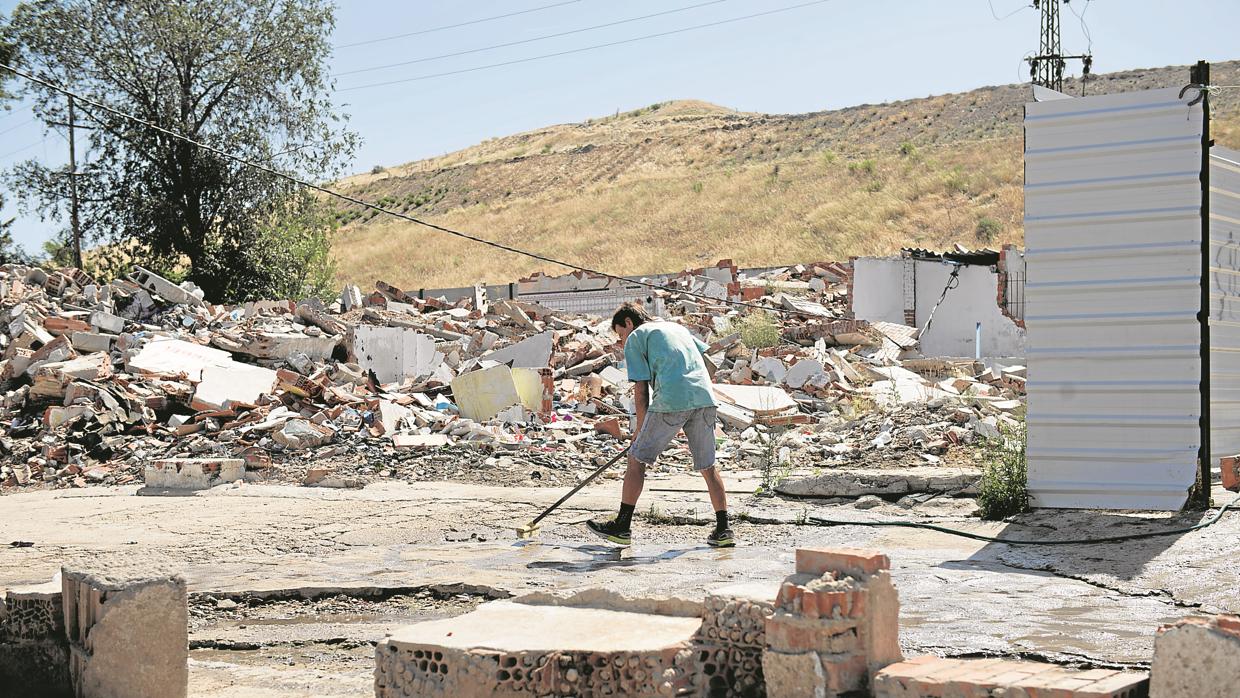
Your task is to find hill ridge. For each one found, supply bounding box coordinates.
[332,61,1240,289]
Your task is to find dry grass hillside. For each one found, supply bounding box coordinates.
[332,62,1240,290]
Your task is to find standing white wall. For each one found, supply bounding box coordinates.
[1024,86,1204,510]
[851,257,906,324]
[1209,147,1240,468]
[914,263,1026,358]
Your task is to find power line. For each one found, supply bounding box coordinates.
[336,0,835,92]
[0,115,38,138]
[334,0,730,78]
[0,103,34,122]
[1066,0,1093,55]
[0,137,47,160]
[333,0,586,50]
[0,62,819,318]
[988,0,1032,21]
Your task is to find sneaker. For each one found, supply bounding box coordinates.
[707,527,735,548]
[586,518,632,546]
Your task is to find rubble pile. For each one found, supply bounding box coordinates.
[0,259,1025,492]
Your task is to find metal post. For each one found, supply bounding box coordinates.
[1194,60,1212,508]
[67,94,82,269]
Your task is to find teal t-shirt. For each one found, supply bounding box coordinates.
[624,321,717,413]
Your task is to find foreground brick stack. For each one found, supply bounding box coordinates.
[874,656,1149,697]
[692,589,776,696]
[0,581,70,697]
[763,547,903,697]
[1150,614,1240,698]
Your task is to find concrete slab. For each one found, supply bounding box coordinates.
[777,466,980,498]
[480,331,553,369]
[386,601,701,653]
[376,601,699,697]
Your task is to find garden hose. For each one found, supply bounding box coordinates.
[807,496,1237,545]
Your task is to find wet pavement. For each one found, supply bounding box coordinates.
[1,478,1235,697]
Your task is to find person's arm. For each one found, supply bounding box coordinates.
[625,331,653,434]
[694,337,717,382]
[633,380,651,436]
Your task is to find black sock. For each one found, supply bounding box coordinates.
[715,510,729,531]
[616,503,635,529]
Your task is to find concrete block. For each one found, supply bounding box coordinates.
[143,458,244,491]
[71,331,114,353]
[763,650,826,698]
[62,566,187,698]
[1151,615,1240,698]
[89,311,126,334]
[129,266,201,305]
[190,361,277,410]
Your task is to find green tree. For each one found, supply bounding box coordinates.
[2,0,357,301]
[0,19,23,264]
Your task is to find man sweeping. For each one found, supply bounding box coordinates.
[586,303,735,548]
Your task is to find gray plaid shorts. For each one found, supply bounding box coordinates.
[630,406,718,471]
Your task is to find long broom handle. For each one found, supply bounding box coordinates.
[527,445,631,528]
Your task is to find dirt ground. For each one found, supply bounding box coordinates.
[1,471,1235,698]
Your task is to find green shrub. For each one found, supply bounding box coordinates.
[944,167,970,194]
[728,311,780,349]
[977,420,1028,520]
[976,217,1002,243]
[692,181,704,194]
[899,141,917,156]
[847,159,876,176]
[755,426,792,496]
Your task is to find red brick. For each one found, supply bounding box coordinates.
[848,589,867,619]
[796,547,890,578]
[800,590,820,619]
[1215,614,1240,637]
[1221,455,1240,491]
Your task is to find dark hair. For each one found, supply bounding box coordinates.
[611,302,651,330]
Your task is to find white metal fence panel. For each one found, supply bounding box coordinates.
[1210,147,1240,469]
[1024,87,1204,510]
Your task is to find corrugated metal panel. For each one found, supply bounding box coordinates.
[1210,147,1240,467]
[1024,87,1203,510]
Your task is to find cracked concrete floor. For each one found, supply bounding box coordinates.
[1,475,1235,697]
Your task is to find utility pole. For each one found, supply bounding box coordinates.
[48,94,88,269]
[66,95,82,269]
[1027,0,1092,93]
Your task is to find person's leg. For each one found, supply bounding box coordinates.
[621,452,646,506]
[699,465,728,513]
[684,407,734,546]
[588,411,684,544]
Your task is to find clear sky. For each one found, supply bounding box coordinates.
[2,0,1238,251]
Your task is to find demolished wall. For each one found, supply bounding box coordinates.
[852,254,1027,359]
